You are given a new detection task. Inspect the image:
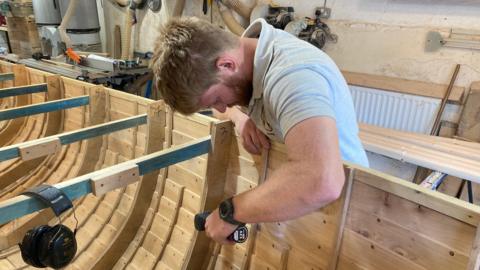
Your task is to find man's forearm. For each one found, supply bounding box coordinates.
[232,160,345,223]
[212,107,245,124]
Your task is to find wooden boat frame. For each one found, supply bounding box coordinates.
[0,61,479,270]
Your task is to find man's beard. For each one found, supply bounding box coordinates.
[225,74,252,107]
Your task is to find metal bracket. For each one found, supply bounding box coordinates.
[19,137,61,161]
[90,164,140,196]
[316,0,331,19]
[426,29,480,52]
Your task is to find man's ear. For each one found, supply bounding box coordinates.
[216,56,236,74]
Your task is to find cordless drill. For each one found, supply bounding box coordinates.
[194,211,248,243]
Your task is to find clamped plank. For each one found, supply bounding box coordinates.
[91,164,140,196]
[19,137,61,161]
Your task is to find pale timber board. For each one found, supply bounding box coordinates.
[342,70,464,103]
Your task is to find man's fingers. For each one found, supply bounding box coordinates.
[243,133,260,155]
[250,130,262,152]
[256,128,270,149]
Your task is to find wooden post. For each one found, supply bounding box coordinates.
[186,120,234,270]
[467,223,480,270]
[91,101,166,270]
[73,85,106,175]
[328,167,355,270]
[12,64,28,87]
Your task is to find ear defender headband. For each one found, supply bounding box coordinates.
[19,185,78,269]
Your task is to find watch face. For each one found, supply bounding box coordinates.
[219,200,232,219]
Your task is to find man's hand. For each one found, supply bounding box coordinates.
[212,107,270,155]
[205,208,238,245]
[234,113,270,155]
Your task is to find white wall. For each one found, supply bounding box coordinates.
[100,0,480,87]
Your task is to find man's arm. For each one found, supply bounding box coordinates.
[204,116,345,243]
[213,107,269,155]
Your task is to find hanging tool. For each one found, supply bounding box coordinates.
[203,0,208,14]
[194,211,248,243]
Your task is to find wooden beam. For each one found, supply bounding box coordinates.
[0,72,14,82]
[346,162,480,226]
[0,114,147,162]
[0,135,211,225]
[359,125,480,183]
[0,95,89,121]
[0,83,47,98]
[343,71,465,103]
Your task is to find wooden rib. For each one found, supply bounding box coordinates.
[0,64,30,148]
[0,75,62,191]
[92,101,166,269]
[0,85,104,249]
[343,70,465,103]
[111,108,172,270]
[327,167,354,270]
[185,120,233,270]
[66,94,144,270]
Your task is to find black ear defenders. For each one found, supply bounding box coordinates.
[19,185,78,269]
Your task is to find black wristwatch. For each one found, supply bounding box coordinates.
[219,197,245,226]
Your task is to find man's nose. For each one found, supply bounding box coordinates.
[212,103,226,113]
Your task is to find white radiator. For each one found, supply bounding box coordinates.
[350,85,441,134]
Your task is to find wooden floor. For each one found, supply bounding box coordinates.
[0,61,480,270]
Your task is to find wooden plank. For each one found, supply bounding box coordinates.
[91,164,140,196]
[343,70,465,103]
[0,73,14,82]
[360,131,480,183]
[348,163,480,226]
[0,136,211,225]
[339,229,427,270]
[350,180,476,254]
[252,231,290,269]
[0,114,147,162]
[347,204,469,269]
[0,83,47,98]
[0,95,89,121]
[18,137,61,160]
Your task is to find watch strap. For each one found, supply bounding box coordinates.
[219,197,245,226]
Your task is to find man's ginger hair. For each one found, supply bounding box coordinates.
[151,17,239,114]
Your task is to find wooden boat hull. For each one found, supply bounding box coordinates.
[0,62,479,270]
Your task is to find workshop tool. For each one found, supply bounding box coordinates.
[194,211,248,243]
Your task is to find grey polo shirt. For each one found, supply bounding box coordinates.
[242,19,369,167]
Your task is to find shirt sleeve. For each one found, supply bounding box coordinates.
[266,69,336,139]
